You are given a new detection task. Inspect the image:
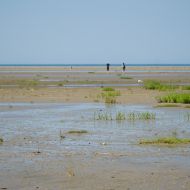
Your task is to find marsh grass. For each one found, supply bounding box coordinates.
[104,96,117,104]
[127,112,156,120]
[115,112,126,120]
[140,137,190,145]
[95,112,113,120]
[101,91,120,97]
[95,111,126,121]
[0,78,41,88]
[57,82,64,86]
[157,93,190,104]
[67,130,88,134]
[100,88,120,104]
[120,76,132,79]
[102,87,115,91]
[144,80,177,91]
[18,79,39,87]
[94,111,155,121]
[182,86,190,90]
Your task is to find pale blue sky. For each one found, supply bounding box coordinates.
[0,0,190,64]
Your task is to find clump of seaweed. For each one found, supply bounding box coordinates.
[67,130,88,134]
[0,137,3,144]
[140,137,190,145]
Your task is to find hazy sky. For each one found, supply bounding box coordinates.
[0,0,190,64]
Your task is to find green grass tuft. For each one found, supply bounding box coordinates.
[144,80,177,91]
[102,87,115,91]
[100,89,120,104]
[57,82,64,86]
[101,91,120,98]
[140,137,190,145]
[127,112,156,120]
[115,112,126,120]
[120,76,132,79]
[182,86,190,90]
[157,93,190,104]
[95,112,113,120]
[94,111,155,121]
[104,96,116,104]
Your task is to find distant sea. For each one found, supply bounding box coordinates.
[0,63,190,67]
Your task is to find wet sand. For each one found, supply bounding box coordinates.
[0,87,162,105]
[0,65,190,104]
[0,66,190,190]
[0,103,190,190]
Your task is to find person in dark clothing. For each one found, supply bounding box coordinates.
[106,63,110,71]
[122,62,126,72]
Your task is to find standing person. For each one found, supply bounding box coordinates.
[122,62,126,72]
[106,63,110,71]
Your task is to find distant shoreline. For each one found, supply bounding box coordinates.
[0,63,190,67]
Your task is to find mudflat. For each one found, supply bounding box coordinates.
[0,66,190,190]
[0,66,190,104]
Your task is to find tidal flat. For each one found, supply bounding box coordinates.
[0,102,190,190]
[0,66,190,190]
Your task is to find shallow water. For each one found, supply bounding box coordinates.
[1,83,190,88]
[0,103,190,189]
[0,102,190,154]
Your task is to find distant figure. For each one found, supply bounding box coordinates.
[122,62,126,72]
[106,63,110,71]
